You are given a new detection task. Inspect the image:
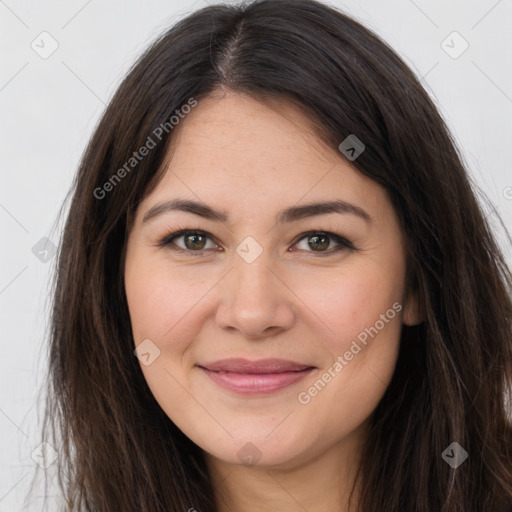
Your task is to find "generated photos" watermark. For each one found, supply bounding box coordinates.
[94,97,198,200]
[298,301,403,405]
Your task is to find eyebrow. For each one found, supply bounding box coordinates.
[142,198,372,225]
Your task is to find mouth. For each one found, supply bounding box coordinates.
[197,358,316,394]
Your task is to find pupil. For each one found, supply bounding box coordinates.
[185,233,205,250]
[309,234,329,251]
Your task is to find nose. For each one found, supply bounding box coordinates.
[214,252,296,339]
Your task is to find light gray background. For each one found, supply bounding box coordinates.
[1,0,511,509]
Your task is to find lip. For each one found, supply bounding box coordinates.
[198,358,316,394]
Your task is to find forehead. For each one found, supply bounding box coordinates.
[168,92,334,169]
[156,94,367,183]
[136,92,390,228]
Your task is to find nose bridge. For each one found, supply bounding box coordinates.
[215,245,296,337]
[229,246,277,309]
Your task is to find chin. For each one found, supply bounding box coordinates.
[193,425,313,469]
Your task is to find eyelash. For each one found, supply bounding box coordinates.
[156,225,357,257]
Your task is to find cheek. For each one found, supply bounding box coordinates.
[125,254,210,342]
[300,266,403,401]
[295,276,403,443]
[295,261,404,352]
[125,259,209,424]
[291,260,404,419]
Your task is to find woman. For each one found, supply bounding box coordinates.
[37,0,512,510]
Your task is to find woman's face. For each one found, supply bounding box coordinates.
[124,92,420,470]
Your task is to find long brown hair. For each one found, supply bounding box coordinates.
[34,0,512,510]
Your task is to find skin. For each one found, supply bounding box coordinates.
[124,90,422,512]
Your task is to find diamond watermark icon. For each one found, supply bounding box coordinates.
[338,134,365,161]
[441,31,469,59]
[31,31,59,59]
[441,441,468,468]
[236,236,263,264]
[237,442,262,467]
[32,237,57,263]
[31,442,58,469]
[134,338,161,366]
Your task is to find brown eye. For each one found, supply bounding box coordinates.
[307,234,330,251]
[183,233,207,250]
[159,228,354,256]
[293,231,354,255]
[159,229,219,253]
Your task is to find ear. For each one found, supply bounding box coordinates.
[402,288,424,326]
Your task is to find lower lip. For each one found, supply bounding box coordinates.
[200,367,315,394]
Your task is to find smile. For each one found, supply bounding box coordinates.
[198,358,316,394]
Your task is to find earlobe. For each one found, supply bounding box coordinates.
[402,289,424,326]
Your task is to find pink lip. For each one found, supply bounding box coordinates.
[198,358,316,394]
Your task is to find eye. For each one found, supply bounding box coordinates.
[158,229,221,253]
[157,228,356,256]
[291,231,355,255]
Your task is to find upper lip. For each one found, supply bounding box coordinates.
[199,358,315,374]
